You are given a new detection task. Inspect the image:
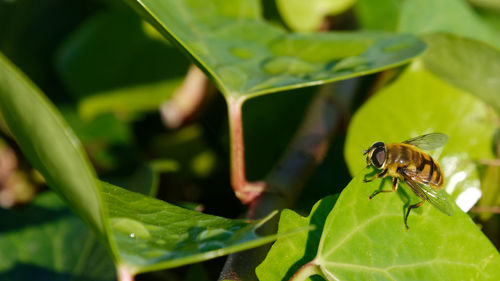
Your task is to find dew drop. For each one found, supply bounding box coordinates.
[230,47,253,59]
[111,218,151,239]
[382,40,414,52]
[262,56,314,75]
[216,65,247,90]
[331,56,369,73]
[198,241,226,251]
[197,228,232,241]
[142,249,169,259]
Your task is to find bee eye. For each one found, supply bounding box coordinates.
[371,148,385,168]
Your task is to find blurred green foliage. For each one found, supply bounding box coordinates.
[1,0,500,280]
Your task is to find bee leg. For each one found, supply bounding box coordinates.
[363,168,387,183]
[404,198,425,230]
[369,176,397,199]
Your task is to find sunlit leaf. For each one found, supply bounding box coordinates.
[420,33,500,114]
[276,0,355,32]
[124,0,425,100]
[354,0,401,31]
[256,195,338,281]
[258,172,500,280]
[0,192,115,281]
[316,171,500,280]
[344,61,497,212]
[399,0,500,49]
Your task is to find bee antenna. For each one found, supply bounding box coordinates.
[363,149,368,155]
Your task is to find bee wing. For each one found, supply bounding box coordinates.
[402,133,448,150]
[404,178,454,216]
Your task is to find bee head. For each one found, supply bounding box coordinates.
[364,141,386,169]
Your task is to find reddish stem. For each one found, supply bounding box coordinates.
[289,261,321,281]
[160,65,216,129]
[228,97,265,204]
[219,80,355,281]
[470,206,500,214]
[117,266,135,281]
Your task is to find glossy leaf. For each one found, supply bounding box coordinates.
[0,53,299,275]
[258,172,500,280]
[256,195,338,281]
[354,0,401,31]
[56,10,189,121]
[0,52,106,237]
[0,192,115,281]
[399,0,500,49]
[124,0,425,100]
[344,62,497,212]
[102,182,289,274]
[317,171,500,280]
[420,33,500,114]
[276,0,355,32]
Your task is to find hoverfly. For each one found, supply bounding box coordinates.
[363,133,453,229]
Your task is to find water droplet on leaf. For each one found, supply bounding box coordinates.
[111,218,151,239]
[197,228,233,241]
[382,40,414,52]
[143,249,169,258]
[198,241,226,251]
[262,56,315,75]
[230,47,253,59]
[331,56,369,72]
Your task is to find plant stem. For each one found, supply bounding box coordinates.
[479,159,500,166]
[219,79,357,280]
[289,261,322,281]
[117,266,134,281]
[227,96,265,204]
[160,65,216,129]
[470,206,500,214]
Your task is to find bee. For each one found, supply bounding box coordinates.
[363,133,453,229]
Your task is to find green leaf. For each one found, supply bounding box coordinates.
[316,171,500,280]
[354,0,401,31]
[0,192,115,281]
[476,8,500,34]
[0,52,106,237]
[106,163,161,196]
[0,53,297,274]
[259,173,500,280]
[398,0,500,49]
[55,10,189,121]
[60,107,135,170]
[124,0,425,100]
[276,0,355,32]
[344,61,496,212]
[420,33,500,114]
[478,165,500,221]
[471,0,500,11]
[102,182,286,274]
[256,195,338,281]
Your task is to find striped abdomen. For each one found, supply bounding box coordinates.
[386,143,444,189]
